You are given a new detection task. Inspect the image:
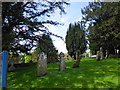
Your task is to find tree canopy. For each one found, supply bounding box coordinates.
[81,2,120,55]
[65,22,87,59]
[2,1,69,53]
[36,34,58,63]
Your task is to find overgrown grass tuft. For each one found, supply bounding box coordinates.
[7,58,120,88]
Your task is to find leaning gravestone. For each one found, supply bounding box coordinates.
[72,52,81,68]
[8,60,15,72]
[96,51,101,61]
[100,47,104,60]
[59,52,66,71]
[37,52,47,77]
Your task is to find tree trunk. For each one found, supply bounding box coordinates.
[72,52,81,68]
[73,53,76,60]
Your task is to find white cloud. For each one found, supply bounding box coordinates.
[53,38,68,54]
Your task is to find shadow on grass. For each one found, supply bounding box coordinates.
[7,58,119,88]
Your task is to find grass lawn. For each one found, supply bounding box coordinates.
[7,58,120,88]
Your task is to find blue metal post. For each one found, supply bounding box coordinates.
[1,51,8,87]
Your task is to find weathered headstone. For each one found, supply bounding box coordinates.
[8,60,15,72]
[105,50,108,58]
[100,47,104,60]
[72,52,81,68]
[59,52,66,71]
[37,52,47,77]
[96,51,100,61]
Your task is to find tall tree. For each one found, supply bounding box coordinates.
[81,2,120,56]
[66,22,87,68]
[36,34,58,63]
[2,1,69,53]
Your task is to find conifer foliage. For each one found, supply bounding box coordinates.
[66,22,87,59]
[2,1,69,53]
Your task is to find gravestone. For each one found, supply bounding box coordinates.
[105,50,108,58]
[72,52,81,68]
[72,54,81,68]
[8,60,15,72]
[100,47,104,60]
[59,52,66,71]
[37,52,47,77]
[96,51,100,61]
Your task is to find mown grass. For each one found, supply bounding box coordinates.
[7,58,120,88]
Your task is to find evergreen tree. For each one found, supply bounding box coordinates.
[81,2,120,55]
[66,22,87,67]
[2,1,69,53]
[36,34,58,63]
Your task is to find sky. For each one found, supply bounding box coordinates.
[46,2,89,53]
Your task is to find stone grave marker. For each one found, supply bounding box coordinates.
[59,52,66,71]
[100,47,104,60]
[37,52,47,77]
[96,51,100,61]
[105,50,108,58]
[8,60,15,72]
